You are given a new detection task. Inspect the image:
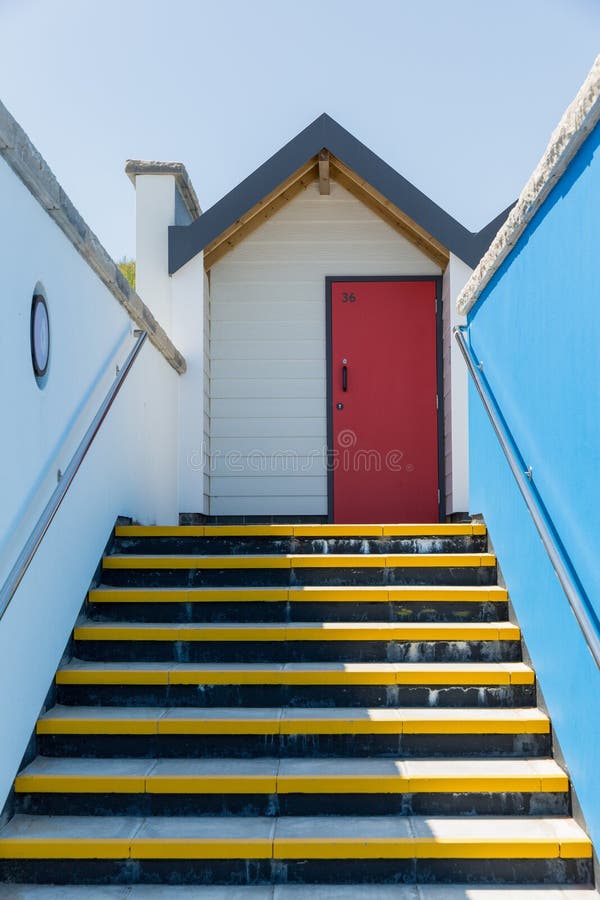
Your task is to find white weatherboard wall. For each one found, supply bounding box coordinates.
[209,180,442,516]
[0,152,180,813]
[442,253,472,514]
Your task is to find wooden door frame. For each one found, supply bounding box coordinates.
[325,275,445,523]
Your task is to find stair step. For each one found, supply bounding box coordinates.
[73,621,519,642]
[116,524,488,538]
[55,660,536,712]
[87,584,509,625]
[57,661,534,686]
[0,885,596,899]
[15,757,568,795]
[103,553,496,570]
[3,519,593,890]
[0,814,590,860]
[37,706,550,736]
[0,887,597,899]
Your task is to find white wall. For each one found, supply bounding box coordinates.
[209,180,442,516]
[134,175,175,331]
[0,155,180,812]
[132,173,208,516]
[442,252,473,514]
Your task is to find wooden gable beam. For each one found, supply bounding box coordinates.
[203,159,318,270]
[330,157,449,269]
[318,149,330,195]
[203,154,450,271]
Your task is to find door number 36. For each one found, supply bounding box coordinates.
[341,292,357,303]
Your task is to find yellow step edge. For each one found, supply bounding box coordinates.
[276,712,549,736]
[102,553,496,570]
[202,526,294,536]
[14,775,147,794]
[56,662,534,687]
[0,839,130,859]
[561,839,595,858]
[271,838,561,860]
[14,775,279,795]
[115,524,487,538]
[73,623,520,643]
[132,838,273,859]
[103,556,291,570]
[275,775,569,794]
[88,585,508,604]
[36,718,159,736]
[57,670,171,686]
[0,836,588,861]
[14,772,568,795]
[398,712,549,735]
[73,625,286,642]
[0,835,587,861]
[36,709,550,736]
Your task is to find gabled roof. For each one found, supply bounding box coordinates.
[168,113,512,274]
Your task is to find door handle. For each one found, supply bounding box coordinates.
[342,364,348,392]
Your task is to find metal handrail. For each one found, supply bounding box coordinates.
[454,325,600,669]
[0,330,148,623]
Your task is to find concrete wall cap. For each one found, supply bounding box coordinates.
[457,54,600,316]
[125,159,201,221]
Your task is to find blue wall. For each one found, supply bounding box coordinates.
[468,122,600,844]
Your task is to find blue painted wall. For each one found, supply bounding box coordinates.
[468,122,600,844]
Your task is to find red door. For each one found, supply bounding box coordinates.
[329,279,440,523]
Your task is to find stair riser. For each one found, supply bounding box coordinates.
[101,566,497,588]
[114,536,488,555]
[73,639,521,664]
[56,683,536,709]
[0,856,590,886]
[88,600,508,624]
[37,732,552,759]
[16,790,570,818]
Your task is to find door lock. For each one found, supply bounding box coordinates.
[336,402,344,410]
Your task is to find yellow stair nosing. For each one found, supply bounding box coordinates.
[0,839,131,859]
[88,585,509,604]
[270,837,563,860]
[102,553,496,570]
[131,838,274,859]
[115,523,487,538]
[0,834,587,861]
[15,772,569,795]
[72,622,520,643]
[0,837,575,861]
[56,661,534,687]
[35,707,550,737]
[14,775,147,794]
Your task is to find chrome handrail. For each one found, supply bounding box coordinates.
[454,325,600,669]
[0,330,148,622]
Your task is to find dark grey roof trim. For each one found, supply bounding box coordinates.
[168,113,513,273]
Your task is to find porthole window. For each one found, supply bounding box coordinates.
[31,289,50,387]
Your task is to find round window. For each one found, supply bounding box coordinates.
[31,293,50,380]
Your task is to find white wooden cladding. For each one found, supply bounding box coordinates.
[208,181,441,516]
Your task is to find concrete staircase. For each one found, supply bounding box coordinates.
[0,522,595,897]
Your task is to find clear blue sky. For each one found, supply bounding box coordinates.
[1,0,599,261]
